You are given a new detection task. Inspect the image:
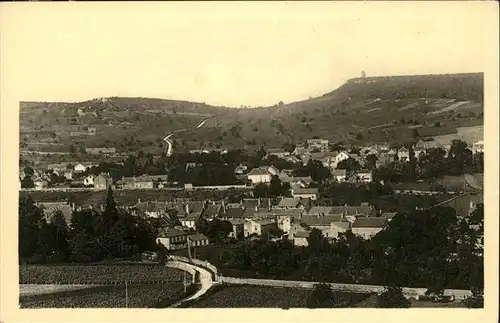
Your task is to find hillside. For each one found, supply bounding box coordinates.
[20,73,483,160]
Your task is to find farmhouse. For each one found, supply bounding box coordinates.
[292,230,310,247]
[266,148,291,159]
[117,175,154,189]
[244,219,277,237]
[156,228,189,250]
[331,169,347,182]
[355,169,373,183]
[291,187,319,200]
[247,167,272,184]
[188,233,210,248]
[94,173,113,190]
[74,163,88,173]
[351,217,387,239]
[397,147,410,161]
[307,139,329,152]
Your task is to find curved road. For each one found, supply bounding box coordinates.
[163,117,211,156]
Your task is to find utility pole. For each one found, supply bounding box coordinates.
[125,281,129,308]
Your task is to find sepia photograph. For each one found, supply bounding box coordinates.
[1,1,498,322]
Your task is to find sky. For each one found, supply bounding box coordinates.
[1,2,496,107]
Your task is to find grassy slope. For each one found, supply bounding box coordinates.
[20,73,483,158]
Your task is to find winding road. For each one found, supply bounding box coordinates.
[163,117,212,156]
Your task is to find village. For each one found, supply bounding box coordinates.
[19,135,484,252]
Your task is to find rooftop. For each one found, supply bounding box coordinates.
[247,167,271,176]
[352,217,387,228]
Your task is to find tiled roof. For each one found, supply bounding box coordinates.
[225,207,244,219]
[328,205,373,216]
[254,219,276,226]
[202,204,222,218]
[157,227,188,238]
[331,221,351,230]
[242,208,256,219]
[352,217,387,228]
[229,219,245,225]
[188,233,208,242]
[307,206,333,215]
[135,201,167,213]
[301,214,343,227]
[277,197,301,208]
[247,167,271,176]
[293,188,319,195]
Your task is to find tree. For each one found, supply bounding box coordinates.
[18,196,47,262]
[269,175,284,197]
[306,283,336,308]
[46,211,70,261]
[376,286,411,308]
[336,158,361,173]
[21,176,35,189]
[365,154,378,170]
[411,128,420,138]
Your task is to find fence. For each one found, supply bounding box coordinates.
[220,277,472,300]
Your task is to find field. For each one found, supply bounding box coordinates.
[20,284,97,297]
[20,264,190,284]
[20,283,189,308]
[183,284,373,308]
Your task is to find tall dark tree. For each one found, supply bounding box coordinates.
[18,196,46,262]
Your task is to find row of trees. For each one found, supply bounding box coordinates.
[19,188,158,264]
[197,205,483,304]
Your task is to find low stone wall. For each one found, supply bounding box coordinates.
[221,277,472,300]
[170,256,218,281]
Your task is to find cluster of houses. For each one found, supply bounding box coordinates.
[136,196,396,250]
[241,138,484,186]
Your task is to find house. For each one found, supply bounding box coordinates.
[47,163,68,174]
[284,156,301,164]
[83,175,95,187]
[290,176,313,188]
[64,170,73,180]
[38,202,74,224]
[292,187,319,200]
[222,207,245,220]
[74,163,88,173]
[301,214,344,238]
[242,198,271,211]
[117,175,154,189]
[293,230,310,247]
[244,219,277,237]
[201,203,224,221]
[156,228,190,250]
[275,197,305,210]
[234,164,248,175]
[188,233,210,248]
[276,215,292,234]
[94,173,113,190]
[228,219,245,239]
[134,201,167,218]
[247,167,272,184]
[351,217,387,239]
[266,148,291,159]
[307,139,329,152]
[471,140,484,154]
[150,175,169,188]
[292,146,307,156]
[331,169,347,182]
[355,169,373,183]
[33,177,47,190]
[333,151,350,167]
[328,205,374,217]
[255,209,304,223]
[397,147,410,161]
[330,220,351,239]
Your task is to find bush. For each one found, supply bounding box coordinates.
[376,286,411,308]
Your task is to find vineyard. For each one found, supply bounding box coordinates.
[183,285,372,308]
[20,283,190,308]
[20,264,190,284]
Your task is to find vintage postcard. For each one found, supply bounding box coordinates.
[1,1,498,323]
